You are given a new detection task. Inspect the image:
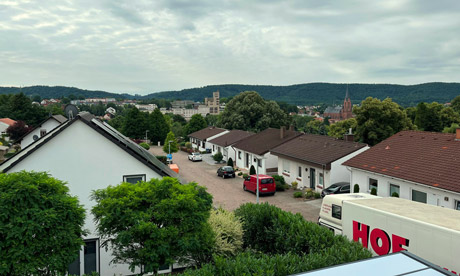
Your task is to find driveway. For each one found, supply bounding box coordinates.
[149,146,321,222]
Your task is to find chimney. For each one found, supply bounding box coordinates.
[456,128,460,141]
[280,126,286,139]
[289,125,294,131]
[344,128,354,142]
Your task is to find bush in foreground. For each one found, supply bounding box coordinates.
[208,208,244,258]
[0,171,86,275]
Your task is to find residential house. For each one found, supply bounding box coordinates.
[342,130,460,210]
[207,130,254,162]
[0,112,180,275]
[17,115,67,149]
[232,127,302,175]
[270,134,368,190]
[0,118,16,135]
[188,127,229,152]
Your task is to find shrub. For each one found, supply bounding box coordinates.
[238,172,243,176]
[4,152,15,159]
[180,141,186,147]
[185,142,192,149]
[155,155,168,165]
[305,188,314,199]
[276,184,287,191]
[293,191,303,198]
[227,158,234,167]
[242,174,248,179]
[181,247,371,276]
[249,165,256,175]
[314,192,321,199]
[354,184,360,193]
[291,181,298,190]
[208,209,243,258]
[391,192,399,197]
[139,142,150,150]
[371,188,377,195]
[213,152,223,163]
[272,175,286,186]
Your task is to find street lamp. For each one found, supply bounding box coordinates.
[256,157,264,204]
[168,140,173,164]
[145,130,149,141]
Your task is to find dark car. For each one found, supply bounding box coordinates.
[217,166,235,179]
[321,182,350,198]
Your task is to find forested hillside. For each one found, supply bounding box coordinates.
[145,82,460,106]
[1,82,459,106]
[0,86,135,100]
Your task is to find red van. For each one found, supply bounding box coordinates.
[243,174,276,196]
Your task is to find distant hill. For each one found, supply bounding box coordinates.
[0,85,136,100]
[1,82,460,106]
[144,82,460,106]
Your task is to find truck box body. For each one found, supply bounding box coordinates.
[319,194,460,274]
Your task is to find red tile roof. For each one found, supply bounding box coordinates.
[343,130,460,193]
[207,130,254,147]
[188,127,227,140]
[271,134,367,169]
[233,128,302,156]
[0,118,17,126]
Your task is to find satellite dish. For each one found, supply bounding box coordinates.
[64,104,79,120]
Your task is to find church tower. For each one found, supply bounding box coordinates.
[341,84,353,120]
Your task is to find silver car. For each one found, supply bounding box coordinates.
[188,152,203,162]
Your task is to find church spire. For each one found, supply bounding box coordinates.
[345,84,349,100]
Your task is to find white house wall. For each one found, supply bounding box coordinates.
[350,168,460,210]
[21,119,61,149]
[232,148,273,174]
[8,120,162,276]
[0,122,9,134]
[330,146,369,184]
[276,157,330,190]
[204,131,229,151]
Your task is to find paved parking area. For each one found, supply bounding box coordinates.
[149,146,321,222]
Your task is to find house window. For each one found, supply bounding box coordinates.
[257,158,262,168]
[84,240,98,274]
[238,151,241,159]
[123,174,146,184]
[390,184,400,197]
[283,159,290,174]
[319,173,324,186]
[369,178,378,193]
[298,166,302,178]
[455,200,460,211]
[332,204,342,220]
[412,189,427,203]
[213,145,215,151]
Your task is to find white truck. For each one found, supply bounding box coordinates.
[318,194,460,275]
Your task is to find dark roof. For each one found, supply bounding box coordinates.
[343,130,460,194]
[1,112,181,182]
[232,128,302,156]
[271,134,367,169]
[188,127,227,140]
[208,130,254,147]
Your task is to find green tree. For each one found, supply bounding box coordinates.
[0,171,86,275]
[440,107,460,130]
[414,102,443,132]
[291,114,314,131]
[220,91,288,132]
[305,120,328,135]
[148,109,170,144]
[328,118,357,139]
[443,123,460,133]
[91,177,213,274]
[172,114,187,125]
[213,152,223,163]
[205,114,220,126]
[185,114,207,136]
[44,103,65,116]
[354,97,414,146]
[451,95,460,114]
[163,131,178,154]
[108,115,125,132]
[171,121,184,138]
[122,107,148,139]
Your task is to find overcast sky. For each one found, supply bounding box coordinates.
[1,0,459,95]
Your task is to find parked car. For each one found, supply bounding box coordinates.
[243,174,276,196]
[188,152,203,162]
[321,182,350,198]
[217,166,235,178]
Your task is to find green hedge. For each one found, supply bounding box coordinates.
[181,243,371,276]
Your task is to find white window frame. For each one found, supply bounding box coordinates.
[283,159,290,174]
[389,183,400,197]
[369,178,378,193]
[123,174,146,184]
[411,189,427,203]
